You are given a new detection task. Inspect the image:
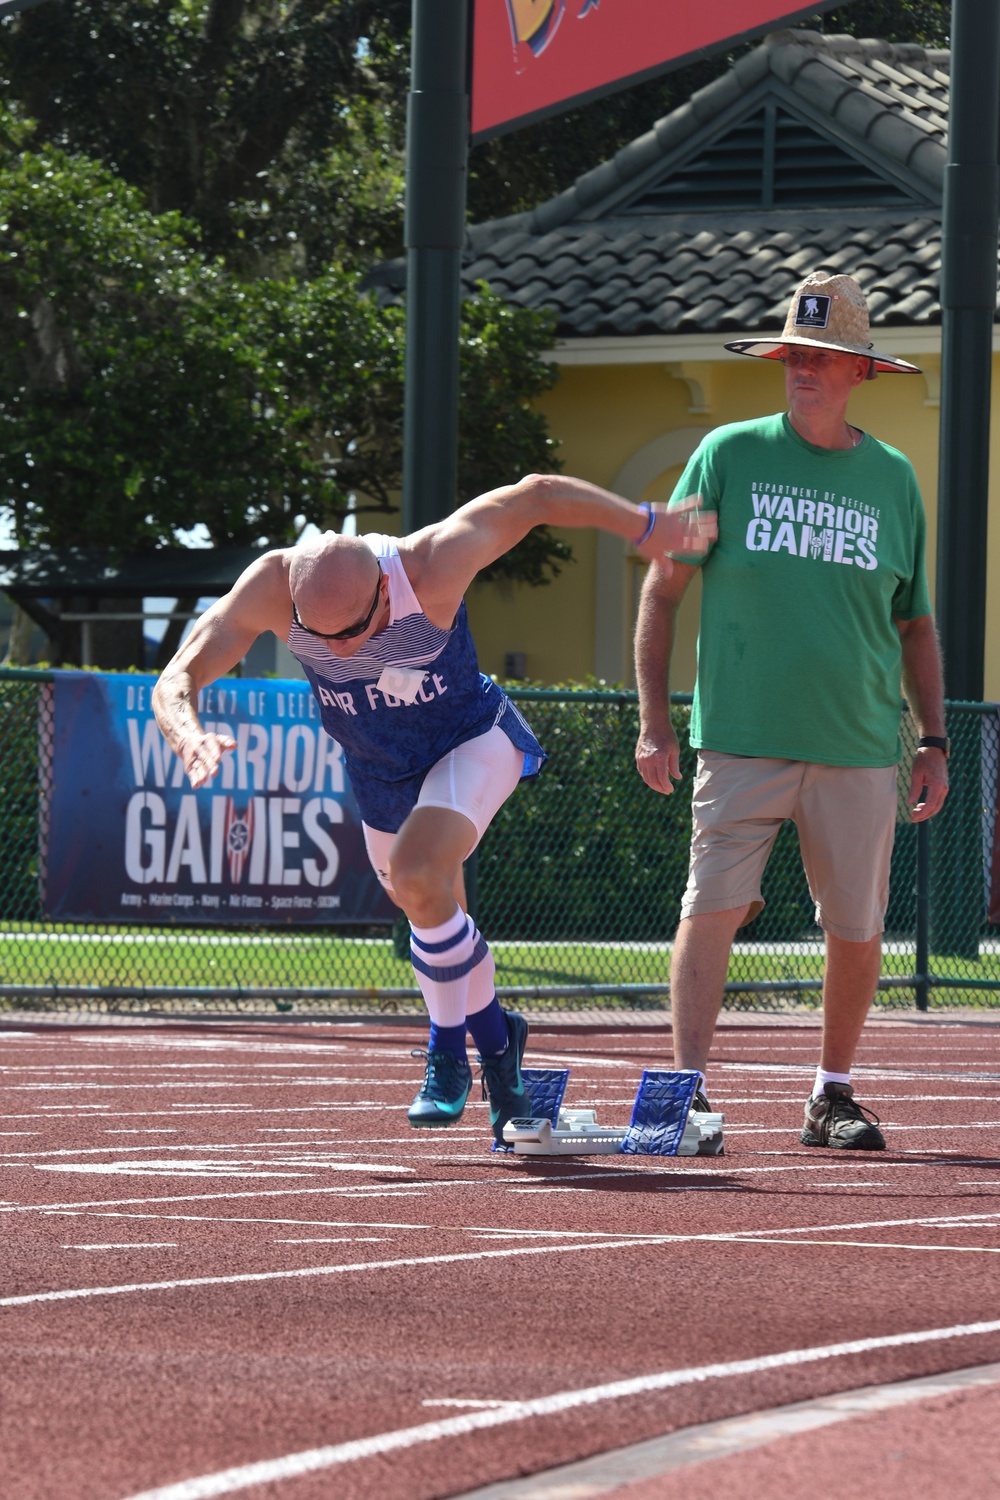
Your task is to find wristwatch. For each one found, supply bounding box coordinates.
[916,735,950,758]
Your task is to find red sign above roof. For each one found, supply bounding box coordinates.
[471,0,840,140]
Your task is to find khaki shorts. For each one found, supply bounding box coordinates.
[681,751,899,942]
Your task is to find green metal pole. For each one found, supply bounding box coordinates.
[929,0,999,959]
[402,0,470,532]
[401,2,474,923]
[935,0,999,698]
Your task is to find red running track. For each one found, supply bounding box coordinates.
[2,1012,1000,1500]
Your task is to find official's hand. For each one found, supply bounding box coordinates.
[908,746,949,822]
[180,730,237,790]
[635,726,682,796]
[635,495,717,564]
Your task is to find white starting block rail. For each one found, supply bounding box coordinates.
[504,1110,626,1156]
[502,1069,725,1157]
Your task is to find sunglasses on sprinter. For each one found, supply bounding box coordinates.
[292,568,383,641]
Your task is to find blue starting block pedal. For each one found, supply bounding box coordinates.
[523,1067,570,1123]
[502,1068,724,1157]
[622,1070,700,1155]
[491,1068,570,1153]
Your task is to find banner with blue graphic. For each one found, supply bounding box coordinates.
[43,672,395,925]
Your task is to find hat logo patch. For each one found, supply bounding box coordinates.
[795,293,832,329]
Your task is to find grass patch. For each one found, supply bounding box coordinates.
[0,926,997,1010]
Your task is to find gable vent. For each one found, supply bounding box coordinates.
[622,103,918,213]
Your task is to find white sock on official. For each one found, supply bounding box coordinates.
[813,1067,851,1099]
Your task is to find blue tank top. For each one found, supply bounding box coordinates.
[287,534,546,831]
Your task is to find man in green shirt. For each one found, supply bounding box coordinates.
[635,271,950,1150]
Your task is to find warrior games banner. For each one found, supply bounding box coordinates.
[471,0,840,140]
[43,672,395,926]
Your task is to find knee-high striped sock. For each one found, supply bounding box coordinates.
[464,919,508,1058]
[409,906,474,1060]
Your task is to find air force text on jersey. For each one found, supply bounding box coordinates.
[312,672,449,718]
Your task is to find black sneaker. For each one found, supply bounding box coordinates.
[800,1082,885,1150]
[477,1011,530,1145]
[692,1088,713,1113]
[407,1048,473,1128]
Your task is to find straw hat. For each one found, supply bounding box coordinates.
[724,272,920,377]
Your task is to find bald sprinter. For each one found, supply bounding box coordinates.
[154,473,715,1143]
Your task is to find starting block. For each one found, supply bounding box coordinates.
[501,1068,724,1157]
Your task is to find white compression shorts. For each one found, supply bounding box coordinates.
[362,723,525,896]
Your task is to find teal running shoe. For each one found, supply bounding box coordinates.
[477,1011,530,1145]
[407,1048,473,1128]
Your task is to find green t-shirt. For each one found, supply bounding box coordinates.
[669,413,931,767]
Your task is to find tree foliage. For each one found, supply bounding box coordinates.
[0,0,410,272]
[0,122,398,551]
[0,116,562,562]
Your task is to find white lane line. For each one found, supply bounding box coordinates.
[44,1210,438,1231]
[33,1166,313,1179]
[1,1106,363,1121]
[32,1160,412,1177]
[8,1143,413,1159]
[0,1175,634,1214]
[115,1318,1000,1500]
[717,1063,1000,1082]
[1,1185,431,1215]
[509,1186,732,1194]
[0,1238,664,1308]
[726,1237,1000,1256]
[697,1208,1000,1238]
[274,1238,388,1244]
[422,1399,520,1411]
[751,1151,1000,1165]
[2,1059,406,1072]
[66,1243,179,1251]
[813,1095,1000,1102]
[4,1064,238,1073]
[3,1059,410,1071]
[6,1080,407,1092]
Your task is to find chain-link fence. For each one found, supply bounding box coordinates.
[1,667,998,1016]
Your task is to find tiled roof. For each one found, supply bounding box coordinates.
[369,30,979,337]
[492,30,949,234]
[461,207,944,337]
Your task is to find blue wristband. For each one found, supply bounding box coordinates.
[635,502,656,546]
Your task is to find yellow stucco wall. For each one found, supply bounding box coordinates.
[466,363,691,683]
[467,348,1000,700]
[465,535,599,684]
